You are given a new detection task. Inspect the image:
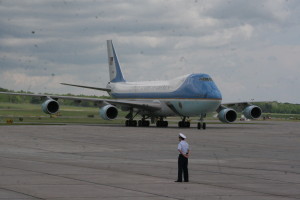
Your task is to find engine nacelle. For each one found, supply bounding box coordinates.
[99,105,118,120]
[218,108,237,123]
[242,105,262,119]
[42,99,59,114]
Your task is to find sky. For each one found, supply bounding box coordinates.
[0,0,300,103]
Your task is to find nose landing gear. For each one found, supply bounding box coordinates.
[197,114,206,130]
[197,122,206,130]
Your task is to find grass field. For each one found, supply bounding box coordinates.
[0,102,299,125]
[0,102,127,125]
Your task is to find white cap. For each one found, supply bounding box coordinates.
[179,133,186,139]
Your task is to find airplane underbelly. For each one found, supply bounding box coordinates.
[166,99,221,116]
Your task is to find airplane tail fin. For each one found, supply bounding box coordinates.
[107,40,126,83]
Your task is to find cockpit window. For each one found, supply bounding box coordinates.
[199,77,213,81]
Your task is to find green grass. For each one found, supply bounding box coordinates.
[261,113,300,121]
[0,102,127,125]
[1,102,299,126]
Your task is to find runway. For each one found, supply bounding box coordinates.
[0,121,299,199]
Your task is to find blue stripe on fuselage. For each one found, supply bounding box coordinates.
[111,74,222,99]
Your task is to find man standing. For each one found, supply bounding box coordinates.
[175,133,189,182]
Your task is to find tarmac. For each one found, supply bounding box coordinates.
[0,121,299,200]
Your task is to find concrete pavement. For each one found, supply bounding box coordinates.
[0,121,299,199]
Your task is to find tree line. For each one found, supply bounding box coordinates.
[1,87,300,114]
[255,102,300,114]
[0,87,110,107]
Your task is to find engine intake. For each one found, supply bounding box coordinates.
[99,105,118,120]
[42,99,59,114]
[218,108,237,123]
[242,105,262,119]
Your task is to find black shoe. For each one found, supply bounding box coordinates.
[175,180,182,182]
[184,180,189,182]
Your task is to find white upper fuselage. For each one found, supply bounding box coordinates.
[107,74,187,94]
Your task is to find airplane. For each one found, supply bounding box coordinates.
[0,40,262,129]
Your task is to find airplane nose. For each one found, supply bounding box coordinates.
[207,85,222,99]
[214,89,222,99]
[203,82,222,99]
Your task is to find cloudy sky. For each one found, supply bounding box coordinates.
[0,0,300,103]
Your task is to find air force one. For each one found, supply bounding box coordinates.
[0,40,262,129]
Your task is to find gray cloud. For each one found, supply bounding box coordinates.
[205,0,290,23]
[0,0,300,103]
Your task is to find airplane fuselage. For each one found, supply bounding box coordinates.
[107,73,222,117]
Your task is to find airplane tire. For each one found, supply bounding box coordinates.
[203,123,206,130]
[163,121,168,127]
[126,120,137,127]
[139,120,150,127]
[186,122,190,128]
[178,121,182,127]
[179,121,190,128]
[157,121,168,127]
[132,120,137,127]
[197,122,201,129]
[143,121,147,127]
[156,121,160,127]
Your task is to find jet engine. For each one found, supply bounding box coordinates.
[99,105,118,120]
[42,99,60,114]
[218,108,237,123]
[242,105,262,119]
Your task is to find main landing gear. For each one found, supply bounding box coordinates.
[125,119,150,127]
[125,110,150,127]
[124,109,207,129]
[178,117,190,128]
[138,119,150,127]
[125,119,136,127]
[156,117,168,127]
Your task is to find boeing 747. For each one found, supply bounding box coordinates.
[0,40,262,129]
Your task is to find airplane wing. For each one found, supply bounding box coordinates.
[221,102,252,109]
[0,92,161,111]
[216,100,264,123]
[60,83,111,92]
[218,101,266,112]
[222,101,260,107]
[221,101,268,109]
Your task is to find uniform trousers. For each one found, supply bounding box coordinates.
[177,154,189,182]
